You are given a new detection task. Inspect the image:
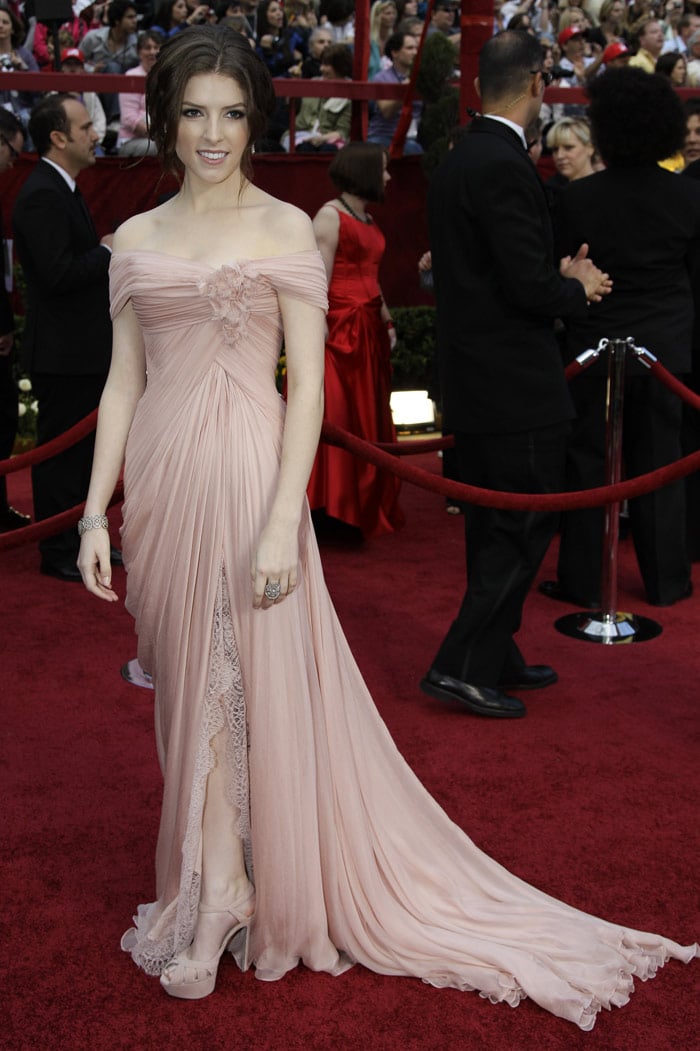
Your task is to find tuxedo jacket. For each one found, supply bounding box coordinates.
[12,159,112,377]
[557,164,700,377]
[428,117,588,435]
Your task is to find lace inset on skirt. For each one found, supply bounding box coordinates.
[122,568,252,975]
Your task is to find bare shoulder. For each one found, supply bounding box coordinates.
[256,195,317,253]
[312,201,340,237]
[112,202,173,253]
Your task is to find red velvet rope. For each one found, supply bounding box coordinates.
[2,362,699,548]
[1,409,98,476]
[0,482,123,552]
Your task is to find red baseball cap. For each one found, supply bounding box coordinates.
[558,26,584,47]
[61,47,85,63]
[602,41,630,63]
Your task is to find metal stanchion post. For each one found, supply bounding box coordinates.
[555,338,662,644]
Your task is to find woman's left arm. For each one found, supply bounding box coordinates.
[251,221,326,609]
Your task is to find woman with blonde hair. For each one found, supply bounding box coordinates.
[546,116,596,187]
[368,0,397,77]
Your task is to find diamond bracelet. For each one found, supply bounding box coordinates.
[78,514,109,536]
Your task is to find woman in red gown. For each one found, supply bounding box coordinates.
[309,143,404,537]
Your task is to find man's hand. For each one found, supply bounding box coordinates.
[560,243,612,303]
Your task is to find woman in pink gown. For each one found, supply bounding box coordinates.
[77,27,697,1027]
[308,143,404,538]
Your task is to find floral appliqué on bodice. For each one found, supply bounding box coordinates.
[197,262,257,347]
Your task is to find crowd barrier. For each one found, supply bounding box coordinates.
[1,347,698,553]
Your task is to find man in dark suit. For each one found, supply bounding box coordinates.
[423,31,610,718]
[542,68,700,607]
[0,109,28,533]
[13,93,113,580]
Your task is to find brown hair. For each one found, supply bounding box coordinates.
[328,141,387,202]
[146,25,276,181]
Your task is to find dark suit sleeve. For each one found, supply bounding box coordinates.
[474,154,588,320]
[13,186,110,296]
[0,238,13,335]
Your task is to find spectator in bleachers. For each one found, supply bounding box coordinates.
[0,5,39,127]
[367,30,423,154]
[319,0,355,44]
[256,0,307,75]
[33,8,90,71]
[557,24,594,84]
[587,0,630,51]
[300,24,333,75]
[600,38,630,67]
[282,41,351,150]
[118,30,162,155]
[687,29,700,85]
[150,0,211,36]
[662,6,698,55]
[656,48,687,86]
[628,15,664,71]
[396,0,418,20]
[369,0,397,78]
[60,46,107,153]
[81,0,139,69]
[426,0,459,47]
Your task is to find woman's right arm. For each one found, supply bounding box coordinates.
[312,203,339,284]
[77,298,146,601]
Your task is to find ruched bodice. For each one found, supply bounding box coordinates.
[112,248,696,1029]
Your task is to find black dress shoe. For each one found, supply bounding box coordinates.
[499,664,558,691]
[40,559,83,582]
[0,505,30,532]
[420,670,526,718]
[647,581,693,607]
[110,546,123,566]
[538,580,598,608]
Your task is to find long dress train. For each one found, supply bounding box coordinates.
[307,208,404,537]
[111,248,696,1031]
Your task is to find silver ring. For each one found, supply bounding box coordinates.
[264,580,281,601]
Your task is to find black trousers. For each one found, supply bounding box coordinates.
[31,373,105,565]
[557,375,690,605]
[0,354,17,509]
[430,422,569,687]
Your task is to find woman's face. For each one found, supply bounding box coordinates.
[380,3,397,29]
[266,2,284,27]
[552,130,594,180]
[671,56,687,85]
[139,36,161,70]
[609,0,625,22]
[542,47,554,71]
[320,58,335,78]
[176,73,250,183]
[402,0,418,13]
[171,0,189,23]
[567,9,587,27]
[0,11,13,41]
[685,114,700,165]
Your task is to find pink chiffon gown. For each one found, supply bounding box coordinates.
[111,248,696,1031]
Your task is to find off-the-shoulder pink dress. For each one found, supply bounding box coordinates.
[111,249,696,1030]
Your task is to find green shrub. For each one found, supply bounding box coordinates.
[390,305,436,390]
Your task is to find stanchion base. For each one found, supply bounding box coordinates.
[555,610,662,644]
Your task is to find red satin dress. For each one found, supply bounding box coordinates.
[308,208,404,537]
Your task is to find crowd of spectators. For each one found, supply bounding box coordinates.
[0,0,694,157]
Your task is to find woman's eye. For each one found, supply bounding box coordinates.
[181,108,202,119]
[227,110,246,120]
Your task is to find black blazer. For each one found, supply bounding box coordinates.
[557,164,700,376]
[12,159,112,377]
[428,117,588,435]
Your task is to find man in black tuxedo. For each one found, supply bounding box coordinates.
[13,93,113,580]
[0,109,28,533]
[542,68,700,607]
[423,31,610,718]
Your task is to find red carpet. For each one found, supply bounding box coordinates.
[3,454,698,1051]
